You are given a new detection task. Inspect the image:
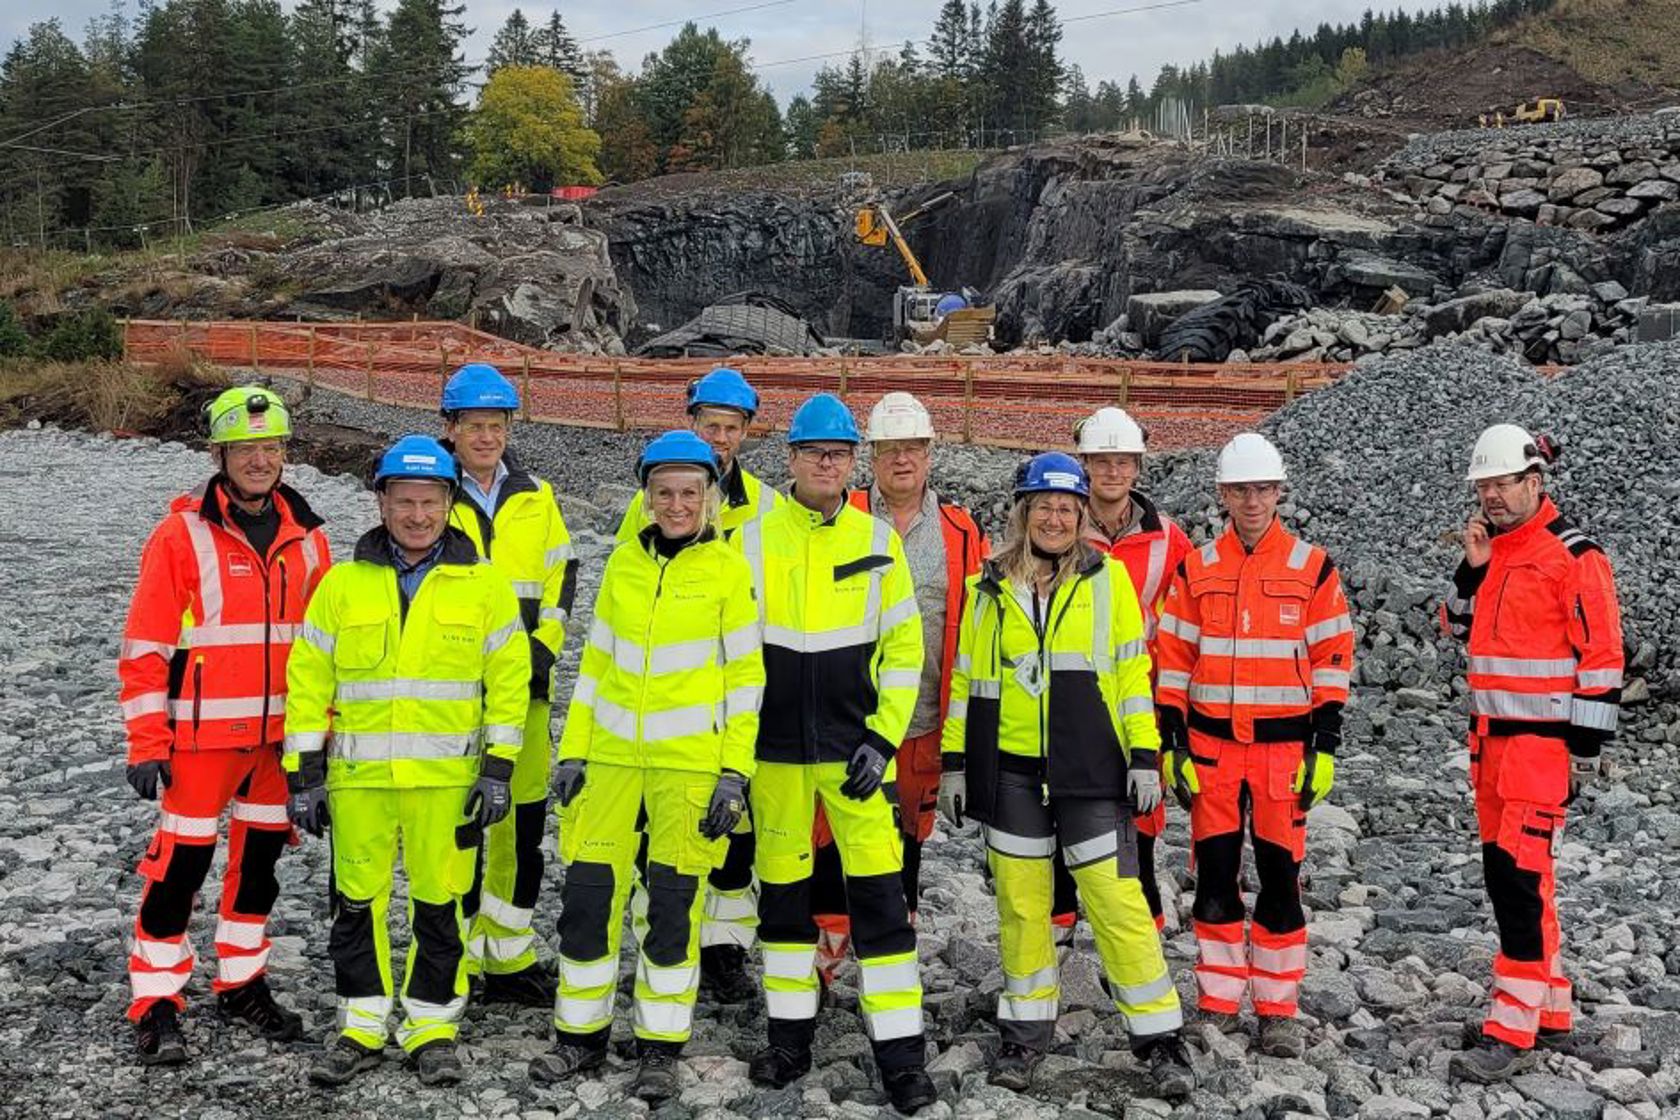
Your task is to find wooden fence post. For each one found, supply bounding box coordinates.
[1285,367,1300,404]
[961,360,975,443]
[1118,366,1132,407]
[365,342,375,400]
[838,356,849,397]
[120,318,130,362]
[612,361,625,430]
[521,355,532,421]
[306,326,317,384]
[250,324,260,372]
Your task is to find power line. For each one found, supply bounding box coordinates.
[579,0,800,44]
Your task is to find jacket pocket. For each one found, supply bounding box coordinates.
[680,783,729,875]
[1191,576,1239,631]
[335,609,390,671]
[431,601,486,672]
[1495,733,1569,805]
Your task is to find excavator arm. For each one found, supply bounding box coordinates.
[854,192,957,288]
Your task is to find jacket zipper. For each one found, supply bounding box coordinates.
[640,553,670,767]
[191,657,204,738]
[1574,596,1590,643]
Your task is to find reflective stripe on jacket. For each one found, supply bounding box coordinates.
[118,479,330,762]
[940,548,1160,822]
[737,491,923,764]
[450,457,577,699]
[559,528,764,777]
[1084,490,1193,645]
[1155,517,1354,744]
[849,488,988,723]
[1442,495,1624,756]
[615,462,780,543]
[283,526,530,789]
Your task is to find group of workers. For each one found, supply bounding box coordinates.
[115,361,1624,1107]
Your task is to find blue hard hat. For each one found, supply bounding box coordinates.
[935,293,969,317]
[1013,451,1089,500]
[687,367,759,418]
[375,434,460,489]
[442,363,520,414]
[637,430,721,485]
[786,393,860,445]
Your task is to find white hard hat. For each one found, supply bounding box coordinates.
[1074,407,1147,454]
[1216,432,1287,484]
[867,392,935,441]
[1466,423,1547,481]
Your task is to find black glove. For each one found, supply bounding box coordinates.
[553,758,587,807]
[466,755,516,829]
[529,639,556,700]
[700,771,748,840]
[1158,708,1193,811]
[840,742,890,801]
[127,759,172,801]
[286,752,330,838]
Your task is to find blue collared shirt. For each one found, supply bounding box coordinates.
[460,460,509,516]
[392,538,446,602]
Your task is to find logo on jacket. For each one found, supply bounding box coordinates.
[1279,602,1301,626]
[228,555,254,577]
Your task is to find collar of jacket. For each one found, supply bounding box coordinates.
[1490,494,1560,553]
[1221,512,1292,558]
[637,522,719,557]
[786,487,850,529]
[721,460,750,507]
[188,475,325,533]
[975,542,1104,600]
[1089,488,1163,543]
[353,524,480,569]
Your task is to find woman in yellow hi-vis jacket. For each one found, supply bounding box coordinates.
[284,435,531,1087]
[939,453,1196,1097]
[530,431,765,1105]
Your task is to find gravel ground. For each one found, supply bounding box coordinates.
[3,339,1679,1118]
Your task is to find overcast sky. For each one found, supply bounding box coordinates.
[5,0,1450,103]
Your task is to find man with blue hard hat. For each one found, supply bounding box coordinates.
[732,393,936,1114]
[616,365,780,1004]
[285,434,530,1086]
[438,363,578,1007]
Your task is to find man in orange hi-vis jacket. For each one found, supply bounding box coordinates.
[117,387,330,1065]
[1442,424,1624,1084]
[1153,432,1354,1061]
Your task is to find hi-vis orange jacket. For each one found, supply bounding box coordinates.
[1155,517,1353,744]
[1084,490,1193,645]
[118,479,331,763]
[1441,495,1623,757]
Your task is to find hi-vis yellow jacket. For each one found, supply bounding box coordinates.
[942,547,1159,824]
[284,527,531,789]
[738,492,923,765]
[560,528,764,776]
[615,462,780,544]
[450,457,576,700]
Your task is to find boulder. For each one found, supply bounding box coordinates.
[1628,178,1680,202]
[1548,166,1604,202]
[1606,160,1659,186]
[1335,251,1441,295]
[1424,288,1531,336]
[1597,197,1647,218]
[1124,290,1224,346]
[1499,188,1548,216]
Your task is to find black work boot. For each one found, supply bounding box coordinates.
[1258,1015,1306,1059]
[482,962,557,1008]
[136,1001,188,1066]
[217,976,303,1041]
[988,1042,1042,1090]
[309,1037,384,1086]
[747,1044,811,1088]
[633,1039,682,1103]
[699,944,758,1005]
[412,1039,465,1086]
[883,1067,938,1114]
[1450,1036,1536,1084]
[1141,1035,1197,1099]
[529,1036,608,1084]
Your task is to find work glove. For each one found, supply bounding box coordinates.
[553,758,587,807]
[1567,755,1603,806]
[938,770,967,828]
[840,742,890,801]
[529,638,556,701]
[700,771,748,840]
[466,755,515,829]
[1293,750,1336,811]
[1127,749,1163,815]
[126,759,172,801]
[286,752,330,838]
[1158,708,1198,810]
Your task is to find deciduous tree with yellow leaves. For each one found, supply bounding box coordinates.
[463,64,602,191]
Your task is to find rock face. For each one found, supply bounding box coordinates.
[279,196,636,353]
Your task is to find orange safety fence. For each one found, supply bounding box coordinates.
[125,319,1347,451]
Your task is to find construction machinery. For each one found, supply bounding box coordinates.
[854,192,994,347]
[1480,97,1566,127]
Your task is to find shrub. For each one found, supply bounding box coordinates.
[37,308,123,362]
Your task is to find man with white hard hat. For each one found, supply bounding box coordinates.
[809,392,987,980]
[1075,406,1194,934]
[1442,424,1624,1083]
[1153,432,1355,1058]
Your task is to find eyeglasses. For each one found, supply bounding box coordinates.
[1222,483,1279,499]
[793,447,855,466]
[872,442,929,460]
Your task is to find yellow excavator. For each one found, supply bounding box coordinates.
[854,192,994,347]
[1480,97,1566,127]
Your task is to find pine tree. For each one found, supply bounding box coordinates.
[928,0,970,81]
[369,0,471,194]
[532,11,586,86]
[486,9,535,73]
